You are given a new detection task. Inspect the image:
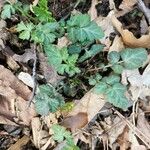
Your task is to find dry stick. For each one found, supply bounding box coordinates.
[115,110,150,148]
[138,0,150,25]
[28,44,37,107]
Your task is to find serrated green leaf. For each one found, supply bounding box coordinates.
[52,125,72,142]
[68,44,82,54]
[31,23,58,44]
[121,48,148,69]
[111,64,124,74]
[67,14,104,42]
[105,75,120,85]
[79,44,104,62]
[106,83,128,109]
[35,84,65,115]
[1,4,15,19]
[35,93,50,115]
[108,51,120,64]
[33,0,54,22]
[94,82,108,94]
[16,21,34,40]
[44,45,62,68]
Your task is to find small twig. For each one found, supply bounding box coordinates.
[28,44,37,107]
[138,0,150,25]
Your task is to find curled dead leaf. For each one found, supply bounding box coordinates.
[111,15,150,48]
[60,112,88,131]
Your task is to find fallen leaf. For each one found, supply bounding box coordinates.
[38,52,64,85]
[18,72,34,88]
[140,16,149,35]
[57,36,70,49]
[96,11,115,49]
[109,35,125,52]
[0,65,31,100]
[88,0,98,20]
[119,0,137,13]
[8,135,30,150]
[111,15,150,48]
[61,90,106,131]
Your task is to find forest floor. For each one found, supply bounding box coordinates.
[0,0,150,149]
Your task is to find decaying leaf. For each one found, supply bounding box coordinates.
[111,15,150,48]
[88,0,98,20]
[96,11,115,49]
[61,90,106,131]
[38,52,64,84]
[109,35,125,52]
[57,36,70,49]
[0,65,31,100]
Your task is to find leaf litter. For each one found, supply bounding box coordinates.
[0,0,150,149]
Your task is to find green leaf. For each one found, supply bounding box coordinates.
[31,23,59,44]
[120,48,148,69]
[79,44,104,62]
[1,4,15,19]
[16,21,34,40]
[105,75,120,85]
[68,44,82,54]
[111,64,124,74]
[33,0,54,22]
[108,51,120,64]
[67,14,104,42]
[52,125,72,142]
[106,83,128,110]
[35,84,64,115]
[44,45,62,69]
[94,82,108,94]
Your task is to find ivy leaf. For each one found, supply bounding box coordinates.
[106,83,128,110]
[121,48,148,69]
[16,21,35,40]
[79,44,104,62]
[67,14,104,42]
[94,82,108,94]
[52,125,72,142]
[108,51,120,64]
[105,75,120,85]
[1,4,15,19]
[111,64,124,74]
[35,84,64,115]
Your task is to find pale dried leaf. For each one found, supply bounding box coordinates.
[61,90,106,131]
[0,65,31,100]
[140,16,149,34]
[18,72,34,88]
[109,35,125,52]
[57,36,70,48]
[88,0,98,20]
[119,0,137,13]
[8,135,30,150]
[96,11,115,48]
[111,15,150,48]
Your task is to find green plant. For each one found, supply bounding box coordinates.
[93,75,129,110]
[35,84,65,115]
[52,124,80,150]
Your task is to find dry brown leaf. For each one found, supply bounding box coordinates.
[109,35,125,52]
[38,52,64,84]
[61,90,106,131]
[0,65,31,100]
[111,15,150,48]
[119,0,137,13]
[57,36,70,49]
[31,117,53,149]
[96,11,115,49]
[88,0,98,20]
[8,135,30,150]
